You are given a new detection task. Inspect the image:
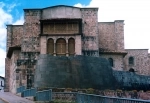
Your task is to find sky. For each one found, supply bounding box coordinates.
[0,0,150,77]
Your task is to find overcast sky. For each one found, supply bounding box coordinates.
[0,0,150,77]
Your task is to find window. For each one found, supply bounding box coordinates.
[129,68,135,72]
[68,38,75,56]
[43,22,79,34]
[129,57,134,65]
[108,58,114,67]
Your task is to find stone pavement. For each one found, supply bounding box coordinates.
[0,92,34,103]
[0,99,5,103]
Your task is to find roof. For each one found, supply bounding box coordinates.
[98,20,124,23]
[99,48,127,56]
[0,76,4,79]
[40,18,82,21]
[7,46,21,58]
[23,5,98,11]
[125,49,149,50]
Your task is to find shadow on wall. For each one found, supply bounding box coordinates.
[34,55,150,91]
[113,71,150,91]
[34,55,116,90]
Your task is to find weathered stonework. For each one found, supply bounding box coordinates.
[6,25,23,50]
[124,49,150,75]
[9,50,21,93]
[40,35,81,55]
[35,55,115,89]
[5,5,150,93]
[81,8,99,56]
[23,9,41,52]
[99,54,124,71]
[98,20,124,52]
[4,58,10,92]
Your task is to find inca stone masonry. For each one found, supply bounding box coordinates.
[5,5,150,93]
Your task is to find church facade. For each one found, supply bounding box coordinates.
[5,5,150,93]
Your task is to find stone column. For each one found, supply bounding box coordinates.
[54,39,56,56]
[66,39,69,56]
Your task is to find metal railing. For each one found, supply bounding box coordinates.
[52,92,77,102]
[36,89,52,101]
[22,88,36,97]
[16,86,25,93]
[77,93,150,103]
[16,86,150,102]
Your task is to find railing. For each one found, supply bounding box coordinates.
[22,88,36,97]
[16,86,150,102]
[77,93,150,103]
[52,92,77,102]
[36,89,52,101]
[16,86,25,93]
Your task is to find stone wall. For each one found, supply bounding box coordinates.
[98,20,124,52]
[6,25,23,49]
[99,54,124,71]
[4,58,10,92]
[113,71,150,91]
[6,25,12,51]
[40,35,82,55]
[34,54,150,91]
[34,55,115,89]
[6,25,23,92]
[124,49,150,75]
[98,22,116,51]
[22,9,41,52]
[9,50,21,93]
[81,8,99,56]
[115,20,124,51]
[42,6,82,19]
[11,26,23,46]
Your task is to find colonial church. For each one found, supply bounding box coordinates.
[5,5,150,93]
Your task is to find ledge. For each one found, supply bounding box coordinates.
[7,46,21,58]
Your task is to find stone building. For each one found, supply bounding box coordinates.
[0,76,4,92]
[5,5,150,93]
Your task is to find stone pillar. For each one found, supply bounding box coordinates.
[40,36,46,54]
[75,36,82,55]
[54,39,56,56]
[66,39,69,56]
[115,20,125,52]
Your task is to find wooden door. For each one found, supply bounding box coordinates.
[56,38,66,56]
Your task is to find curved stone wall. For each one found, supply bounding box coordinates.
[34,54,150,90]
[34,55,115,89]
[113,71,150,91]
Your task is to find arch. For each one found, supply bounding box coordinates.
[129,56,134,65]
[47,38,54,55]
[108,58,114,67]
[68,38,75,56]
[56,38,66,56]
[129,68,135,72]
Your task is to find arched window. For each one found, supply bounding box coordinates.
[108,58,114,67]
[129,57,134,65]
[47,38,54,55]
[56,38,66,56]
[68,38,75,56]
[129,68,135,72]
